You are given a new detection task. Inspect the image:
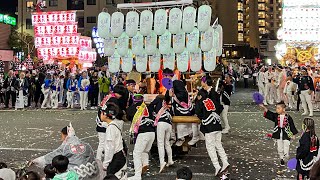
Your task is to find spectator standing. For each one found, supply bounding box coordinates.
[98,72,111,101]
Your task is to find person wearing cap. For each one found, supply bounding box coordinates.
[258,66,268,105]
[66,74,78,109]
[100,102,127,180]
[127,94,155,179]
[293,67,315,117]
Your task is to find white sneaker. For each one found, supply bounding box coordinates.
[309,113,314,117]
[302,112,308,116]
[175,139,185,147]
[159,163,166,173]
[221,163,230,173]
[166,161,174,167]
[188,136,199,146]
[263,102,268,106]
[222,128,230,134]
[214,166,221,176]
[90,107,95,110]
[169,139,176,146]
[128,176,141,180]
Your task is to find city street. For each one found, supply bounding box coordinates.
[0,86,318,180]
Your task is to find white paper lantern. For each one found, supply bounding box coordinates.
[154,9,168,35]
[197,5,212,32]
[173,31,186,54]
[149,49,161,72]
[182,7,196,33]
[203,48,216,71]
[190,48,202,72]
[213,29,219,52]
[145,31,157,55]
[111,12,124,37]
[104,36,115,56]
[200,26,214,51]
[117,32,129,56]
[98,12,111,38]
[169,8,182,34]
[186,28,200,53]
[135,52,148,72]
[140,10,153,36]
[132,32,144,55]
[159,30,172,55]
[109,50,121,73]
[177,49,189,72]
[163,48,175,70]
[121,49,133,73]
[126,11,139,37]
[215,24,223,56]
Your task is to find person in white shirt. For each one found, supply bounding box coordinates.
[257,66,267,105]
[277,67,287,103]
[264,66,277,104]
[283,77,296,109]
[100,102,127,180]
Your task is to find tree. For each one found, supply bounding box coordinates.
[8,27,35,57]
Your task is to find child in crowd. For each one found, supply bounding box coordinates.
[66,74,78,108]
[19,171,41,180]
[296,118,319,179]
[44,164,56,180]
[283,76,296,109]
[260,102,298,166]
[51,155,78,180]
[176,167,193,180]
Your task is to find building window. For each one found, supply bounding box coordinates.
[49,0,58,6]
[238,33,244,42]
[258,20,265,27]
[26,1,34,8]
[237,2,243,11]
[258,4,266,11]
[258,12,265,19]
[106,0,115,4]
[259,28,266,34]
[87,16,96,23]
[26,19,32,29]
[87,0,96,5]
[78,17,84,28]
[238,13,243,21]
[238,23,244,31]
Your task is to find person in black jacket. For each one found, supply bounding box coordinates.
[195,87,229,177]
[126,94,155,179]
[296,118,319,179]
[4,70,17,108]
[89,71,99,109]
[220,75,233,134]
[260,102,298,166]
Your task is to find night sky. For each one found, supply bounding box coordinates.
[0,0,18,17]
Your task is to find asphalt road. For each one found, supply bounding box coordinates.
[0,84,319,180]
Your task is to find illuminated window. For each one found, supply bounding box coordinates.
[26,1,34,8]
[259,20,265,27]
[238,2,243,11]
[259,28,266,34]
[258,12,265,19]
[258,4,266,11]
[49,0,58,6]
[238,23,244,31]
[238,13,243,21]
[238,33,244,41]
[258,0,265,2]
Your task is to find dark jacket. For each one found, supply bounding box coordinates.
[4,76,17,91]
[149,96,173,125]
[293,75,315,92]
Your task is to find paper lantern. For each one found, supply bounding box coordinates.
[104,36,115,56]
[154,9,168,35]
[201,26,214,51]
[111,12,124,37]
[149,49,161,72]
[109,50,121,73]
[182,7,196,33]
[203,48,217,71]
[132,32,144,55]
[140,10,153,36]
[169,8,182,34]
[121,49,133,73]
[197,5,212,32]
[145,31,157,55]
[97,12,111,38]
[163,48,175,70]
[135,51,148,72]
[159,30,172,55]
[213,29,219,52]
[190,48,202,72]
[173,31,186,54]
[186,28,200,53]
[126,11,139,37]
[216,24,223,56]
[117,32,129,56]
[177,49,189,72]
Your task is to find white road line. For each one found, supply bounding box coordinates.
[0,147,52,152]
[80,135,98,140]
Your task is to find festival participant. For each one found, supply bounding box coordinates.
[257,66,267,105]
[50,73,60,109]
[126,79,136,108]
[149,95,174,174]
[277,66,287,103]
[296,118,319,179]
[0,73,5,107]
[195,88,229,177]
[259,102,298,166]
[58,75,65,104]
[41,74,52,109]
[15,72,29,110]
[100,102,127,180]
[264,66,277,104]
[127,94,155,179]
[4,70,17,108]
[176,167,193,180]
[34,71,45,108]
[51,155,79,180]
[314,70,320,110]
[293,67,315,117]
[66,74,78,109]
[252,64,259,87]
[220,75,233,134]
[78,71,90,110]
[283,76,296,109]
[89,71,99,109]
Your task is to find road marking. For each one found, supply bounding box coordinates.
[0,147,52,152]
[80,135,98,140]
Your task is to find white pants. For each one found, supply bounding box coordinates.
[286,94,295,109]
[96,132,106,160]
[67,91,74,108]
[157,122,173,165]
[51,90,59,108]
[221,105,230,130]
[258,84,267,104]
[79,91,88,110]
[205,131,229,170]
[300,90,313,115]
[277,139,290,160]
[41,89,51,108]
[265,83,277,104]
[59,89,64,103]
[176,123,192,139]
[132,132,155,179]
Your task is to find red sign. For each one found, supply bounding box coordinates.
[32,11,76,25]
